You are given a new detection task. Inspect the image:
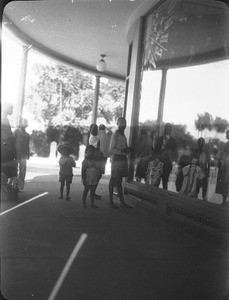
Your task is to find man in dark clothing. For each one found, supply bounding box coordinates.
[1,102,17,179]
[154,123,178,190]
[192,137,211,200]
[14,118,30,190]
[1,102,18,201]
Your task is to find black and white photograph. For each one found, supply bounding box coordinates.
[1,0,229,299]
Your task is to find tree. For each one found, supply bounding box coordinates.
[30,130,50,157]
[99,80,125,123]
[212,116,229,133]
[139,120,195,150]
[195,112,213,137]
[25,63,125,128]
[171,124,196,149]
[46,125,60,143]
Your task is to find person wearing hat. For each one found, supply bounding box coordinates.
[58,142,76,200]
[14,118,30,191]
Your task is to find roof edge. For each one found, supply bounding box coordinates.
[3,14,126,82]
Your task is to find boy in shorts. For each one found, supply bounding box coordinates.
[58,142,76,200]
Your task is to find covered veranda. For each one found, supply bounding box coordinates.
[1,0,229,232]
[1,0,229,299]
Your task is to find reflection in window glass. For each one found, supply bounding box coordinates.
[134,70,161,186]
[136,59,229,204]
[139,70,161,125]
[164,60,229,142]
[163,59,229,202]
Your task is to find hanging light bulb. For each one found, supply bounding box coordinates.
[96,54,106,72]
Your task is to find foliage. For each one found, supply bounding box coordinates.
[139,120,196,150]
[172,124,196,149]
[45,124,83,159]
[46,125,60,143]
[195,112,213,135]
[195,113,228,136]
[62,125,82,159]
[207,138,226,155]
[212,117,229,133]
[30,130,50,157]
[25,63,125,129]
[99,79,125,122]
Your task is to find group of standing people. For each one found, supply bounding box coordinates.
[134,123,229,206]
[1,102,30,199]
[58,119,229,208]
[135,123,178,190]
[175,132,229,205]
[58,117,134,208]
[2,102,228,208]
[177,137,211,199]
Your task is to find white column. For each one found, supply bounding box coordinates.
[124,18,144,180]
[17,44,31,126]
[59,81,63,125]
[92,75,101,124]
[157,69,167,136]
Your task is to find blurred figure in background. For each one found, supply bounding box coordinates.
[14,118,30,191]
[154,123,178,190]
[175,145,192,192]
[135,128,153,182]
[89,123,100,148]
[192,138,210,201]
[150,129,157,154]
[216,130,229,206]
[89,123,102,199]
[98,124,110,175]
[1,103,17,184]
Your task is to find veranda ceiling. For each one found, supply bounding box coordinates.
[2,0,149,81]
[2,0,229,80]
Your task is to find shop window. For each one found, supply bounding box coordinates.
[134,0,229,203]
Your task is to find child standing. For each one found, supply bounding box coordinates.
[58,142,76,200]
[81,145,101,208]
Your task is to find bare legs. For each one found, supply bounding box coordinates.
[59,181,71,200]
[109,176,131,208]
[59,182,64,199]
[222,195,228,206]
[82,185,97,208]
[66,182,71,200]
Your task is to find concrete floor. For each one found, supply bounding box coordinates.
[0,157,229,300]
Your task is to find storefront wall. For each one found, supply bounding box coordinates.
[125,0,229,199]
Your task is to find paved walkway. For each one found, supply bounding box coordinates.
[1,156,228,300]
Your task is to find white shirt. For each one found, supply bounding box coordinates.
[98,130,110,158]
[89,134,99,148]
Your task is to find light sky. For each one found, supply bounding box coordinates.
[2,28,229,141]
[2,31,54,132]
[140,61,229,141]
